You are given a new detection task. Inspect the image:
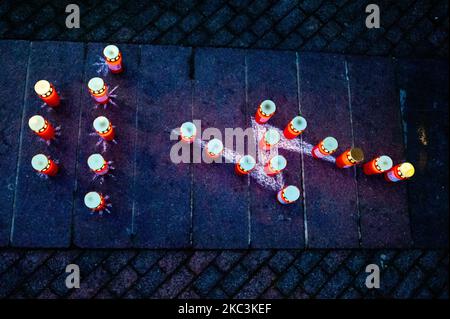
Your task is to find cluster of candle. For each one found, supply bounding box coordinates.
[28,45,124,214]
[178,98,415,206]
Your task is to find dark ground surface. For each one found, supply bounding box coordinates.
[0,0,448,299]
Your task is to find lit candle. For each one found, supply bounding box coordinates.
[264,155,287,176]
[93,116,115,141]
[180,121,197,143]
[277,185,300,204]
[255,100,276,124]
[34,80,60,107]
[103,45,123,74]
[384,162,415,182]
[206,138,223,159]
[336,147,364,168]
[259,129,280,151]
[283,116,307,139]
[28,115,55,140]
[311,137,338,159]
[88,77,109,104]
[363,155,393,175]
[87,153,109,176]
[235,155,256,175]
[31,154,58,176]
[84,191,107,212]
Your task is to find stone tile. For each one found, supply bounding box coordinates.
[192,48,249,248]
[395,59,449,248]
[348,56,412,248]
[0,41,29,246]
[299,52,359,248]
[11,41,84,247]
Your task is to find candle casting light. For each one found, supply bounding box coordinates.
[180,121,197,143]
[255,100,276,124]
[103,45,124,74]
[277,185,300,204]
[31,154,59,177]
[235,155,256,175]
[264,155,287,176]
[335,147,364,168]
[206,138,223,159]
[28,115,59,143]
[384,162,415,182]
[34,80,60,107]
[363,155,393,175]
[283,116,307,139]
[87,154,114,183]
[311,137,338,159]
[84,191,111,215]
[88,77,109,104]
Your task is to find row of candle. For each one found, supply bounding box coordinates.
[29,45,124,213]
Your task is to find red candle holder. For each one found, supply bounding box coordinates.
[384,162,415,182]
[336,148,364,168]
[31,154,58,176]
[28,115,55,140]
[103,45,124,74]
[259,129,280,151]
[277,185,300,204]
[311,137,338,159]
[283,116,307,139]
[363,155,393,175]
[235,155,256,175]
[88,77,109,104]
[255,100,276,124]
[264,155,287,176]
[88,153,109,176]
[34,80,60,107]
[93,116,115,141]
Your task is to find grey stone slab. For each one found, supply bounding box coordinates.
[347,56,412,248]
[298,53,359,248]
[72,43,138,248]
[247,50,305,248]
[395,58,449,248]
[11,41,84,247]
[0,40,29,246]
[132,45,192,248]
[192,48,249,248]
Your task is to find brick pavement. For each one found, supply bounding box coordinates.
[0,249,448,299]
